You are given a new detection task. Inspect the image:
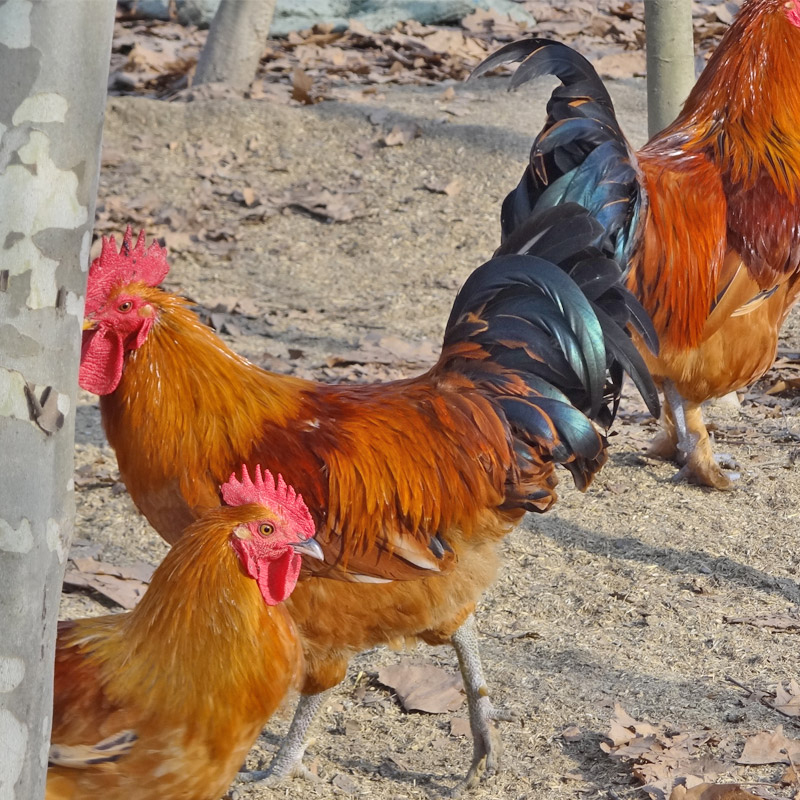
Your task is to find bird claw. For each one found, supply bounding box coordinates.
[671,457,738,490]
[237,747,320,787]
[447,698,514,795]
[713,452,739,471]
[237,764,320,787]
[448,723,503,797]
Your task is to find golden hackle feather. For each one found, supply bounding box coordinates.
[49,505,302,800]
[100,285,521,580]
[631,0,800,351]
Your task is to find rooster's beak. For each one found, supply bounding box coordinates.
[292,538,324,561]
[82,317,97,331]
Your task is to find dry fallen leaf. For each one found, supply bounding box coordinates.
[773,679,800,718]
[423,177,463,196]
[382,121,421,147]
[602,704,721,799]
[377,663,465,714]
[63,557,155,610]
[738,726,800,765]
[726,612,800,631]
[670,784,762,800]
[560,725,583,742]
[291,67,316,104]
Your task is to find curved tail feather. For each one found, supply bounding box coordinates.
[470,38,645,269]
[435,204,659,500]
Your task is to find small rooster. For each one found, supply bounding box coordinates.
[472,0,800,489]
[47,466,323,800]
[79,206,658,788]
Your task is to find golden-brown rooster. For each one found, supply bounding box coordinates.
[79,206,659,788]
[472,0,800,489]
[47,466,323,800]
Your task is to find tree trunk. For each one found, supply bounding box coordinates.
[0,1,115,797]
[194,0,276,92]
[643,0,695,136]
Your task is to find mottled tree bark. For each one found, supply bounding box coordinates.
[0,1,114,797]
[644,0,695,136]
[194,0,276,92]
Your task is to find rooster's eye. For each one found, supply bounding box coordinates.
[258,523,274,537]
[118,301,133,313]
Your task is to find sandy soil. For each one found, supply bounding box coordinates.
[66,73,800,800]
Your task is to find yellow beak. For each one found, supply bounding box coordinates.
[82,318,96,331]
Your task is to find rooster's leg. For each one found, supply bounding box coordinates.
[647,392,678,460]
[238,691,327,785]
[662,380,738,490]
[449,614,516,794]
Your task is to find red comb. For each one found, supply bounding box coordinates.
[85,227,170,315]
[221,465,315,540]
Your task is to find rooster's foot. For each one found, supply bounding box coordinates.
[238,750,320,787]
[449,699,517,795]
[672,450,739,490]
[646,429,678,460]
[238,691,327,786]
[450,615,516,793]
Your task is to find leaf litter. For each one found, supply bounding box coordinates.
[68,3,800,799]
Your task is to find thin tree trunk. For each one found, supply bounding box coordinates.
[194,0,277,92]
[643,0,695,136]
[0,1,115,797]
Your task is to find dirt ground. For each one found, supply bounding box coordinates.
[66,71,800,800]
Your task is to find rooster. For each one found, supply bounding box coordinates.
[47,466,323,800]
[471,0,800,490]
[79,206,658,788]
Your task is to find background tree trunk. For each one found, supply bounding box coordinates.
[0,1,115,797]
[194,0,277,91]
[644,0,695,136]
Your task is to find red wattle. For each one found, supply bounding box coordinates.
[257,550,301,606]
[79,328,125,395]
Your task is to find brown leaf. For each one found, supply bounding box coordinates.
[229,187,259,207]
[726,613,800,631]
[423,177,463,196]
[450,717,471,737]
[63,557,154,610]
[382,122,421,147]
[330,773,358,794]
[781,764,799,786]
[287,187,366,223]
[291,67,315,104]
[377,663,465,713]
[593,50,646,79]
[738,726,800,765]
[670,784,762,800]
[773,680,800,718]
[561,725,583,742]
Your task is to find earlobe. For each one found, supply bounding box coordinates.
[133,317,154,349]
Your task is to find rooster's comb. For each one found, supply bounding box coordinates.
[221,465,315,541]
[85,227,170,316]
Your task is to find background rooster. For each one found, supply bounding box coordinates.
[472,0,800,489]
[47,466,322,800]
[79,205,658,789]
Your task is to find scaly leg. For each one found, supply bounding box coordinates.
[647,391,678,461]
[449,614,516,794]
[238,691,328,785]
[662,380,738,490]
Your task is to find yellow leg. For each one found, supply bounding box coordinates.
[662,380,736,490]
[647,395,678,461]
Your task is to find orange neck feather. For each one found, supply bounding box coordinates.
[101,289,310,513]
[665,0,800,196]
[67,505,300,726]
